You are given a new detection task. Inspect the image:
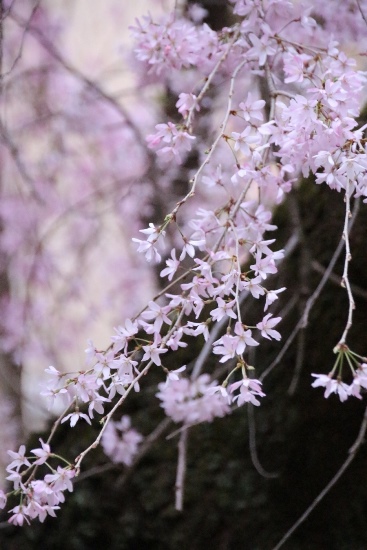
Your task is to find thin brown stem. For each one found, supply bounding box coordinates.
[271,404,367,550]
[175,427,188,511]
[261,198,360,382]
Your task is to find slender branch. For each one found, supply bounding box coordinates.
[76,417,172,485]
[74,309,186,474]
[261,198,360,382]
[74,362,152,475]
[115,417,172,488]
[338,186,355,344]
[186,27,240,130]
[0,120,35,188]
[2,0,41,79]
[286,193,310,395]
[175,427,189,511]
[247,403,279,478]
[271,404,367,550]
[170,56,248,220]
[9,9,150,155]
[287,328,306,396]
[311,260,367,300]
[46,403,73,447]
[190,314,228,380]
[356,0,367,27]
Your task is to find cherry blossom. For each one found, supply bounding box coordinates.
[160,249,180,281]
[2,0,367,526]
[211,298,237,322]
[31,439,52,466]
[256,314,282,341]
[156,374,231,424]
[142,336,168,366]
[101,415,143,466]
[239,93,265,122]
[61,411,92,428]
[229,378,265,407]
[7,446,31,472]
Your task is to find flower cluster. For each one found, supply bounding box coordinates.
[156,374,231,424]
[312,347,367,402]
[147,122,196,164]
[2,0,367,526]
[4,441,74,525]
[101,416,143,466]
[130,13,220,77]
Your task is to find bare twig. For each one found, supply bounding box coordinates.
[175,427,189,511]
[74,362,153,474]
[247,403,279,478]
[2,1,41,79]
[287,328,306,396]
[0,120,34,187]
[190,315,228,380]
[76,417,172,485]
[186,27,240,130]
[311,259,367,301]
[261,198,360,382]
[74,309,186,474]
[9,9,150,155]
[271,404,367,550]
[170,55,248,220]
[115,417,172,487]
[286,193,311,395]
[338,186,355,345]
[356,0,367,27]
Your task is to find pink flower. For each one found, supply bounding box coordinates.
[240,276,265,299]
[239,93,265,122]
[132,238,162,263]
[166,328,187,351]
[247,33,276,66]
[250,251,279,280]
[160,249,180,281]
[264,287,286,311]
[101,416,143,466]
[256,314,281,341]
[61,411,92,427]
[229,378,265,407]
[141,300,172,332]
[6,471,22,490]
[234,323,259,354]
[0,490,7,509]
[325,379,350,402]
[213,334,238,363]
[283,52,312,83]
[31,439,51,465]
[45,467,75,493]
[211,297,237,322]
[311,373,332,390]
[111,319,139,352]
[8,505,30,526]
[142,336,168,366]
[311,374,350,402]
[7,445,30,472]
[165,365,186,384]
[176,93,199,117]
[231,126,260,157]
